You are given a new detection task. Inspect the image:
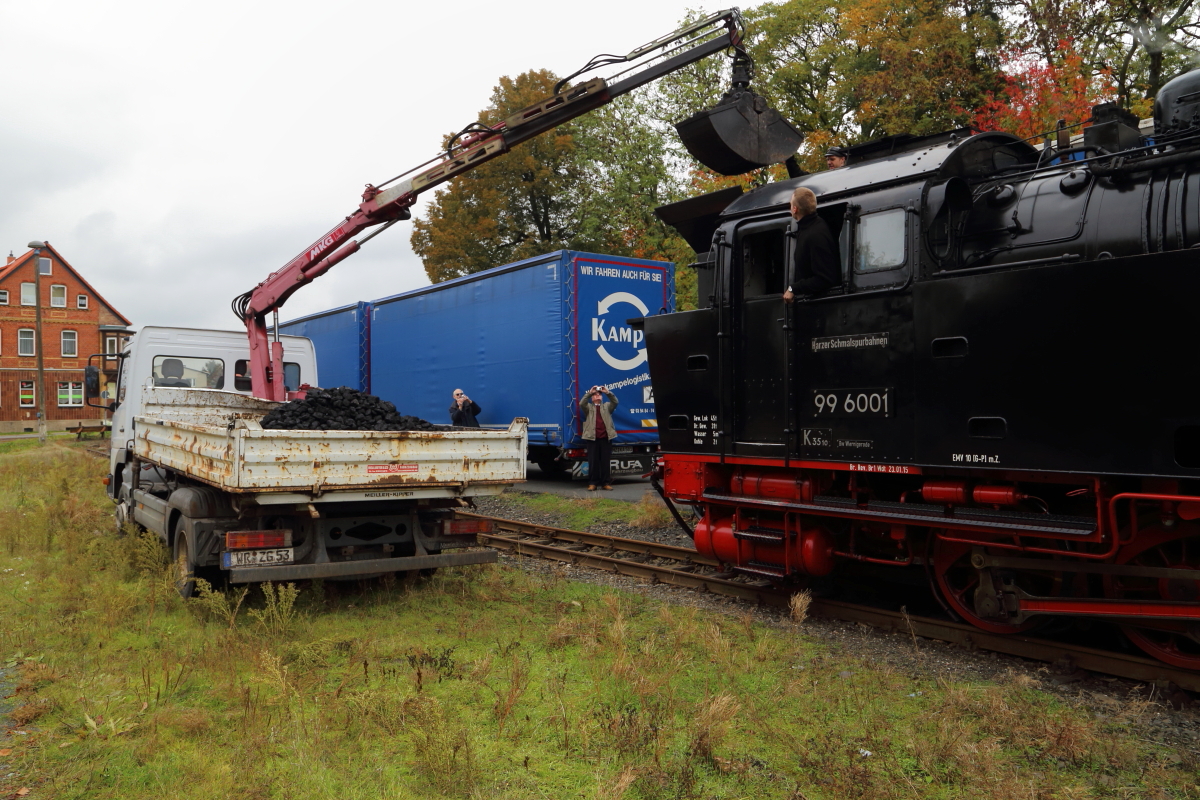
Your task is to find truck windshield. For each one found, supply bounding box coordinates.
[152,356,225,389]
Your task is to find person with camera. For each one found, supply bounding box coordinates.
[449,388,482,427]
[579,385,618,490]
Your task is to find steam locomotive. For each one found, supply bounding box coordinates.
[642,69,1200,669]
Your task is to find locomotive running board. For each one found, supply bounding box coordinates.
[701,492,1097,537]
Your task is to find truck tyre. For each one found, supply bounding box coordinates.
[115,499,132,534]
[173,526,196,599]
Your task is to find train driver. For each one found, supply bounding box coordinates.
[824,146,848,169]
[783,187,841,303]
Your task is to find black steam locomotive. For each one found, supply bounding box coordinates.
[643,70,1200,669]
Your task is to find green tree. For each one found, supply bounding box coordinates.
[843,0,1005,137]
[411,70,589,282]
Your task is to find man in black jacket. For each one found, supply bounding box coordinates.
[783,186,840,303]
[449,389,481,427]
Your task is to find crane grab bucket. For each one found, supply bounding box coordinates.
[676,89,805,176]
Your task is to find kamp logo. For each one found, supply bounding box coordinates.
[591,292,648,370]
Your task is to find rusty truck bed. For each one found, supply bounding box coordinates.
[132,387,526,499]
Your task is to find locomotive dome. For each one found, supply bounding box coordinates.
[1154,66,1200,134]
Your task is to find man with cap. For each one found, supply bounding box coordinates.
[825,146,848,169]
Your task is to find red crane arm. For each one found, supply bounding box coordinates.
[238,9,745,401]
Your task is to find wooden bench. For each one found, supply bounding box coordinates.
[71,424,109,440]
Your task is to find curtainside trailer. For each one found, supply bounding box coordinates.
[282,250,674,479]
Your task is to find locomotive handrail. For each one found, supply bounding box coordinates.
[932,252,1082,278]
[1108,491,1200,547]
[795,276,912,303]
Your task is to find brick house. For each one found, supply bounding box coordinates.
[0,243,133,434]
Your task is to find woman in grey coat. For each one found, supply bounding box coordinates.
[580,385,618,490]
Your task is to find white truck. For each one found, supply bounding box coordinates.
[87,327,526,594]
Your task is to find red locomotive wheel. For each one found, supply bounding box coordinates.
[930,536,1040,634]
[1103,525,1200,670]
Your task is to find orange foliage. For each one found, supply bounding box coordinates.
[968,40,1117,139]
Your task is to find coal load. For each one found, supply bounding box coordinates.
[260,387,443,432]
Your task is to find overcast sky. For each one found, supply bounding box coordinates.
[0,0,704,331]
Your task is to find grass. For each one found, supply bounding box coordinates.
[492,490,675,532]
[1,449,1198,799]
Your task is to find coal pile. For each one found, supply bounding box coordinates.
[260,387,443,432]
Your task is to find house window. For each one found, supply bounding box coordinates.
[37,257,51,275]
[50,285,67,307]
[21,283,35,306]
[105,336,119,359]
[19,381,35,407]
[17,329,35,357]
[0,290,8,305]
[61,330,78,358]
[57,382,83,407]
[77,294,88,309]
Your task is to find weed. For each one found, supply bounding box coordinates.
[689,693,741,763]
[405,695,479,796]
[404,646,462,681]
[789,590,812,625]
[596,765,639,800]
[9,698,52,726]
[593,700,667,755]
[137,660,193,709]
[631,492,673,528]
[190,578,249,629]
[248,582,301,636]
[489,650,531,734]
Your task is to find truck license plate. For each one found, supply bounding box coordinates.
[222,548,294,568]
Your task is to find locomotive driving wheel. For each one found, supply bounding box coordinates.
[1103,524,1200,670]
[930,535,1047,634]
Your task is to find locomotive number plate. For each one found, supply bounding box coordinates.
[812,388,892,417]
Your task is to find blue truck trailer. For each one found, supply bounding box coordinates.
[281,250,674,479]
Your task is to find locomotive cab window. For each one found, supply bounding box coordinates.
[738,228,787,297]
[855,208,907,273]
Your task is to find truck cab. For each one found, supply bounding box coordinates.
[107,326,317,508]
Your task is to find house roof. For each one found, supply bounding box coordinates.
[0,243,132,326]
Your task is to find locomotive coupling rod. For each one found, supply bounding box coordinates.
[971,551,1200,582]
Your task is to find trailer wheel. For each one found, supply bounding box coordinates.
[173,526,196,599]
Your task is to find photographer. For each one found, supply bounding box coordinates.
[579,385,618,490]
[449,388,482,427]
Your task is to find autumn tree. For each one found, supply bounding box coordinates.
[411,70,592,282]
[1000,0,1200,108]
[970,39,1117,137]
[843,0,1005,137]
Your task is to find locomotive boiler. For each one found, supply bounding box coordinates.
[643,70,1200,669]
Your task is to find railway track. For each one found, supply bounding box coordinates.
[460,511,1200,693]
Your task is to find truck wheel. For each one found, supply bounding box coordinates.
[173,527,196,599]
[115,500,132,534]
